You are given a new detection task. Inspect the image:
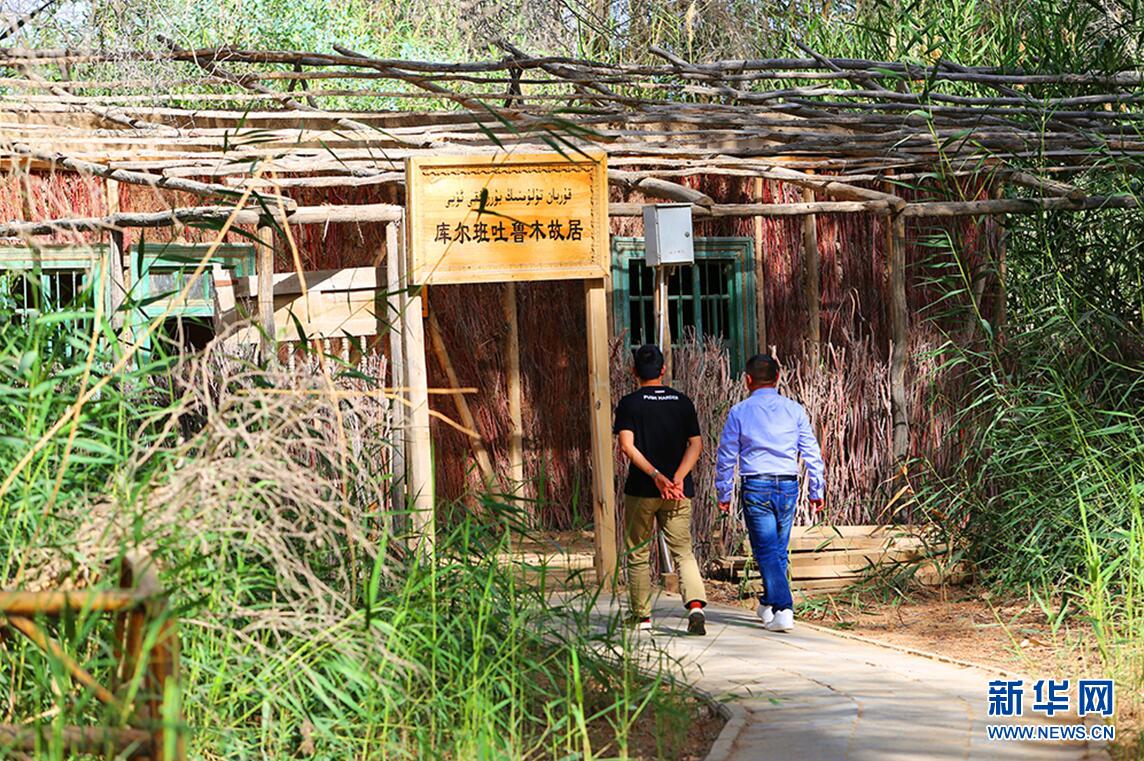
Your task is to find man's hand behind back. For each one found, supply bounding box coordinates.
[653,472,683,500]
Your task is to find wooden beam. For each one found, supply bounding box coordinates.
[584,278,617,587]
[427,309,497,494]
[608,200,893,218]
[1004,170,1086,200]
[9,143,295,209]
[384,222,407,519]
[887,211,910,462]
[901,194,1140,217]
[401,221,435,556]
[609,170,715,205]
[801,185,821,359]
[503,282,524,497]
[754,165,907,210]
[0,202,404,237]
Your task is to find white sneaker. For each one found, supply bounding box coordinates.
[756,604,774,625]
[764,608,794,632]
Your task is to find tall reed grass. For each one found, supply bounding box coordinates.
[914,205,1144,717]
[0,266,699,759]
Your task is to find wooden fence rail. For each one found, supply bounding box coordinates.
[0,553,183,761]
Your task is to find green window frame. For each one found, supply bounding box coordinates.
[611,236,757,371]
[129,242,256,320]
[0,245,108,359]
[127,242,255,354]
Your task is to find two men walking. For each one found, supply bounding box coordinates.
[615,346,824,635]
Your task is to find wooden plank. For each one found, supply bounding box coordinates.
[401,220,435,555]
[239,266,384,297]
[503,282,524,496]
[256,225,275,359]
[585,278,617,587]
[791,524,923,538]
[789,535,937,552]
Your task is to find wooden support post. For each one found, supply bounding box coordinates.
[887,211,910,462]
[104,179,127,333]
[256,225,275,361]
[585,278,617,586]
[503,283,524,497]
[753,177,768,352]
[993,186,1009,344]
[652,266,672,377]
[108,230,127,332]
[384,222,407,520]
[401,221,435,555]
[427,309,497,494]
[801,185,821,362]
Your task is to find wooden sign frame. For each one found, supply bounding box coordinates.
[405,151,609,285]
[399,152,617,583]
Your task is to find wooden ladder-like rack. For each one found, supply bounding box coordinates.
[0,553,184,760]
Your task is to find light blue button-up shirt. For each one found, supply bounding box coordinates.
[715,387,825,503]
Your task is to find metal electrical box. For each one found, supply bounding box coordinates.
[642,203,694,266]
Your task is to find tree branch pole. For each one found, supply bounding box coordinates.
[0,203,403,238]
[886,210,910,463]
[9,143,295,210]
[801,184,821,363]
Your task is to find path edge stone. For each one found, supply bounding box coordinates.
[691,683,748,761]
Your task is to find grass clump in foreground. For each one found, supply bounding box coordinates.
[0,293,715,760]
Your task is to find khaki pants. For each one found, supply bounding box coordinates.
[623,495,707,618]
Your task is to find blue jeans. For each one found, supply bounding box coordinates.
[741,477,799,611]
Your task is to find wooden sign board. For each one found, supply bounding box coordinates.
[406,151,609,285]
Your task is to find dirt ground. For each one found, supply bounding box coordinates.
[707,579,1142,760]
[587,691,725,761]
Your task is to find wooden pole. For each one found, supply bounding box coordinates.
[256,225,275,360]
[104,178,127,333]
[652,266,672,378]
[401,219,435,555]
[384,222,407,520]
[503,282,524,497]
[801,184,821,361]
[887,211,910,462]
[753,177,768,352]
[585,278,617,587]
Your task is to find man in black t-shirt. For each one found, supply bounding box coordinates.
[613,344,708,635]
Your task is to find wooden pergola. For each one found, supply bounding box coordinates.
[2,43,1140,574]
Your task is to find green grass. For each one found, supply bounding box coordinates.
[0,260,698,760]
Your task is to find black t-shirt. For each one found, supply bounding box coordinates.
[613,385,701,498]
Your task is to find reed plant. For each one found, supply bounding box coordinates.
[0,267,699,760]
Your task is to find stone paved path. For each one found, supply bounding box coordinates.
[596,594,1109,761]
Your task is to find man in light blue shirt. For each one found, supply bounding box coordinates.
[716,354,825,632]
